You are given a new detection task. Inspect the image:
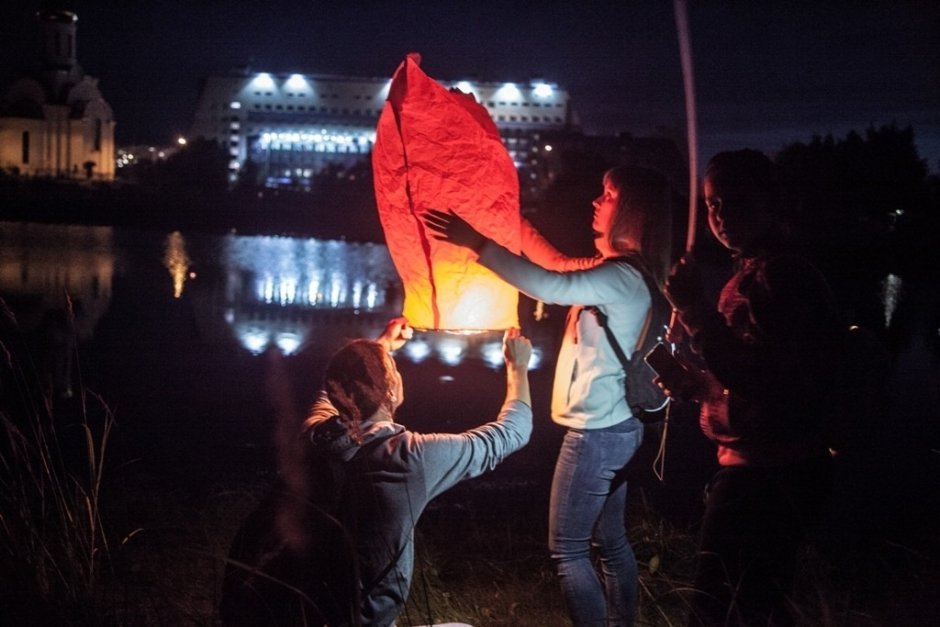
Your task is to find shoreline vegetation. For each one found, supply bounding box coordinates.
[0,173,386,243]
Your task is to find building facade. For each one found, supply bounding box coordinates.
[0,10,115,181]
[189,69,577,196]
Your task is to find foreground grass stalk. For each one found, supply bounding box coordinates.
[0,295,115,622]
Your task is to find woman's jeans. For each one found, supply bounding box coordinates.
[549,418,644,627]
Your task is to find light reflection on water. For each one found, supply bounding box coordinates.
[163,230,191,298]
[220,233,401,355]
[0,221,115,342]
[223,235,398,310]
[8,221,921,373]
[0,222,547,370]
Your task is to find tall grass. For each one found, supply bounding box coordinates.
[0,296,116,623]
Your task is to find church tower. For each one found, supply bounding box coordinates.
[0,9,115,180]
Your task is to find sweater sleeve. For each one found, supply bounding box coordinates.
[519,218,602,272]
[478,240,643,306]
[410,399,532,500]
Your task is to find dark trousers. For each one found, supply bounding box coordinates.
[688,454,832,626]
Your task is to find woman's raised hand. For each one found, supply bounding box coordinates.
[502,327,532,371]
[377,317,413,352]
[423,209,487,252]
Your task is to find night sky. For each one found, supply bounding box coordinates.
[2,0,938,171]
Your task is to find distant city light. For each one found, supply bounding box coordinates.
[252,73,276,90]
[528,347,543,370]
[240,329,269,355]
[286,74,308,90]
[437,337,468,366]
[162,231,190,298]
[403,338,432,363]
[455,81,474,94]
[544,144,553,152]
[481,341,542,369]
[274,332,304,355]
[177,136,187,146]
[532,83,553,97]
[481,341,504,368]
[881,273,902,328]
[496,83,522,100]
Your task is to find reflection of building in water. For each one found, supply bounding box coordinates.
[220,234,401,355]
[163,231,191,298]
[0,222,114,337]
[403,331,544,371]
[212,232,548,368]
[0,222,115,396]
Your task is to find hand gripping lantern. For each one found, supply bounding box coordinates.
[372,53,521,331]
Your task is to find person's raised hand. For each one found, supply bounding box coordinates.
[423,209,487,252]
[377,317,413,352]
[502,327,532,371]
[664,253,707,314]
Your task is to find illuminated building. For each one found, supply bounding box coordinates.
[189,70,576,193]
[0,10,115,180]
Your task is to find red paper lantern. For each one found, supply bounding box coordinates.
[373,53,521,331]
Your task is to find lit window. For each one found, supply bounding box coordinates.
[230,101,242,109]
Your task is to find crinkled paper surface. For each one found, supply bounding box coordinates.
[372,53,521,331]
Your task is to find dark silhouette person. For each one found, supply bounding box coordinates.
[660,150,843,626]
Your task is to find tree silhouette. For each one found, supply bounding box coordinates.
[776,124,933,328]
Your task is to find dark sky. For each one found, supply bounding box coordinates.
[3,0,938,171]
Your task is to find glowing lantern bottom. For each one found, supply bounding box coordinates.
[400,259,519,332]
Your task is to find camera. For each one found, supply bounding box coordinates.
[643,342,693,398]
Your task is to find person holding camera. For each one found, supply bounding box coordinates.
[662,150,842,626]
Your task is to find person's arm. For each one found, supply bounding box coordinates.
[412,329,533,499]
[423,209,643,306]
[520,217,601,272]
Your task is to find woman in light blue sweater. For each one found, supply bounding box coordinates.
[425,165,673,626]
